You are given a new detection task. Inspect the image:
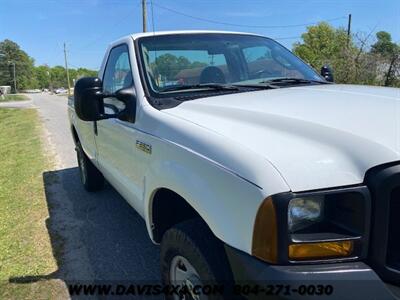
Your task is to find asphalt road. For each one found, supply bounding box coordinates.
[28,93,160,288]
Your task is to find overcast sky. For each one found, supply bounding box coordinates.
[1,0,399,70]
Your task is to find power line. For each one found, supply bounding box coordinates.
[152,2,347,29]
[75,10,137,52]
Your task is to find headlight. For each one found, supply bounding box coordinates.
[252,187,370,264]
[287,192,368,261]
[288,196,324,232]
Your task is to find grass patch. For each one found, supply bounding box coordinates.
[0,109,66,299]
[0,94,30,102]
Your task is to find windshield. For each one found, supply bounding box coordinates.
[137,33,324,97]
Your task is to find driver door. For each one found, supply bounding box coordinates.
[95,44,143,213]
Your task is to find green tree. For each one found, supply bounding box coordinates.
[39,66,98,90]
[49,65,68,88]
[76,67,98,78]
[370,31,399,86]
[0,39,37,92]
[293,24,400,87]
[371,31,398,57]
[0,39,98,91]
[293,22,358,83]
[35,65,51,89]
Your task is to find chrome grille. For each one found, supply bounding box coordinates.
[365,162,400,285]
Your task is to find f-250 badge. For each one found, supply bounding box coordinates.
[136,140,152,154]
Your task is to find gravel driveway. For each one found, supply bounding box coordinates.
[29,93,160,292]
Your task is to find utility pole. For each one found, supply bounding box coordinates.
[12,62,16,93]
[347,14,352,46]
[47,68,53,93]
[142,0,147,32]
[63,42,71,96]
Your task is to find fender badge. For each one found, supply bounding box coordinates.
[136,140,152,154]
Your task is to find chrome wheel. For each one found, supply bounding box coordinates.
[170,255,205,300]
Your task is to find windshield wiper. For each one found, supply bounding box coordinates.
[260,77,328,85]
[233,83,278,89]
[159,83,240,93]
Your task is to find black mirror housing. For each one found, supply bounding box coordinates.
[114,87,137,123]
[321,65,334,82]
[74,77,103,121]
[74,77,137,123]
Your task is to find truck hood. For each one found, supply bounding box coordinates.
[164,84,400,192]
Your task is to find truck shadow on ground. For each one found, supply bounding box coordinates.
[9,166,161,298]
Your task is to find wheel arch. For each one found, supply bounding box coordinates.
[71,125,80,145]
[143,157,267,255]
[149,187,204,243]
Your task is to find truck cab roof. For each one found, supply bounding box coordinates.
[114,30,264,43]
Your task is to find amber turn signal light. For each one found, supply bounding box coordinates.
[252,197,278,263]
[289,240,353,260]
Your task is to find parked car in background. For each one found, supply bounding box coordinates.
[54,88,67,94]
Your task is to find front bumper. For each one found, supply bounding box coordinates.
[225,245,400,300]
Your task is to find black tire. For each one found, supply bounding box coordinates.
[76,142,104,192]
[161,219,234,300]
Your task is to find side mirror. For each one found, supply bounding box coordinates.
[113,87,137,123]
[74,77,104,121]
[74,77,137,123]
[321,65,334,82]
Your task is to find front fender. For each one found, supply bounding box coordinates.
[143,139,284,255]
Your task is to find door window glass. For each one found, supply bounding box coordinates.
[103,44,133,94]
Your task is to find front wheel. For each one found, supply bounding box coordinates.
[160,219,234,300]
[76,143,104,192]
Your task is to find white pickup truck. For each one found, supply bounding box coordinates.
[68,30,400,299]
